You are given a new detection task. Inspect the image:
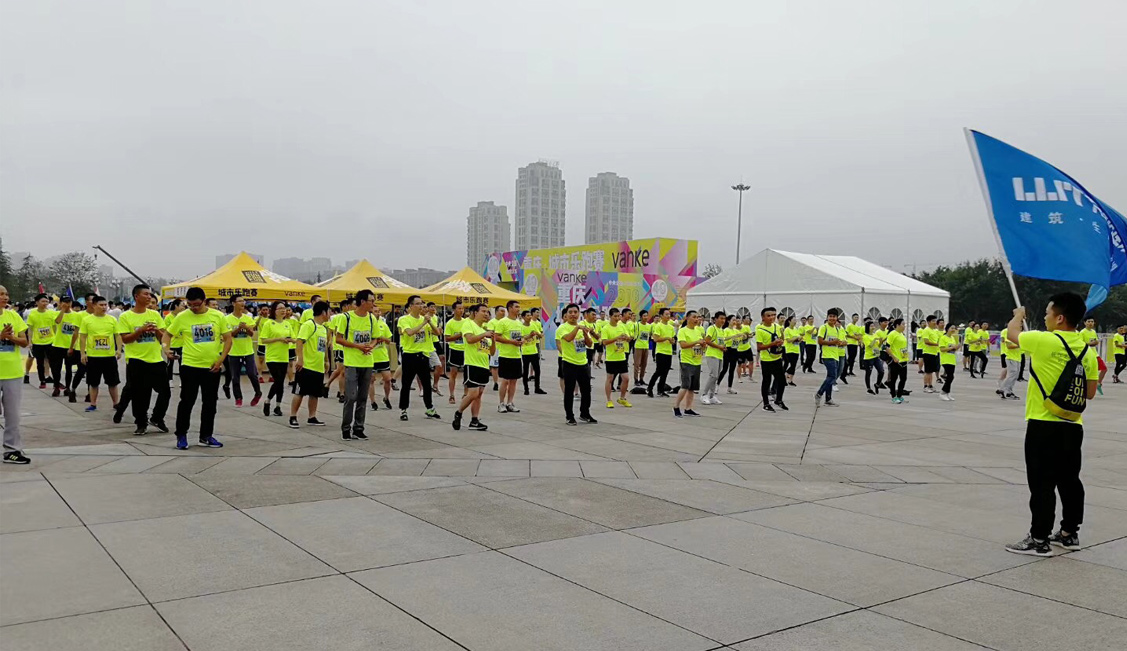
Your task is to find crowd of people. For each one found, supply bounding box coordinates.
[1,282,1123,465]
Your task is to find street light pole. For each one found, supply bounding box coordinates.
[731,184,750,265]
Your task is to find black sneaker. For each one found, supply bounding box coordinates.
[3,451,31,464]
[272,406,282,417]
[492,383,499,391]
[452,411,463,430]
[684,409,701,416]
[353,431,368,440]
[673,408,682,418]
[400,411,408,421]
[534,388,547,395]
[383,398,392,410]
[68,392,77,403]
[112,410,124,424]
[288,417,300,429]
[263,403,271,416]
[1005,535,1052,556]
[775,401,789,411]
[1048,530,1080,550]
[763,404,776,412]
[337,394,346,404]
[867,389,876,395]
[133,425,147,436]
[371,401,379,411]
[425,409,441,420]
[341,431,352,441]
[84,393,90,403]
[579,414,598,424]
[306,418,325,426]
[23,375,30,384]
[151,419,170,433]
[223,385,231,399]
[566,417,578,426]
[468,419,488,431]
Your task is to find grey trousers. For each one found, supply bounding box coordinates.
[342,366,373,435]
[999,364,1020,396]
[1,378,22,453]
[701,357,722,397]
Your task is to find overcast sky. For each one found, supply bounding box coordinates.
[2,0,1125,279]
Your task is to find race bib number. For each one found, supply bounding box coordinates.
[138,331,157,344]
[37,327,52,338]
[61,323,76,336]
[233,328,249,339]
[191,324,215,344]
[316,336,326,353]
[640,332,648,341]
[616,341,624,352]
[93,336,111,351]
[354,331,371,345]
[510,330,521,341]
[0,341,13,353]
[413,332,426,343]
[574,338,586,353]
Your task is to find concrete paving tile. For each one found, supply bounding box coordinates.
[1,527,145,626]
[777,464,848,482]
[530,459,583,477]
[554,435,699,461]
[1071,538,1127,572]
[158,575,461,651]
[628,461,690,479]
[0,470,45,483]
[421,459,480,476]
[594,478,796,515]
[0,480,81,533]
[51,473,232,524]
[579,460,636,478]
[246,496,483,572]
[373,484,606,548]
[819,490,1033,544]
[256,457,328,475]
[487,477,708,529]
[477,459,530,477]
[874,581,1127,651]
[825,464,902,483]
[612,432,716,455]
[90,455,178,473]
[470,440,609,460]
[0,606,184,651]
[508,531,850,643]
[967,466,1027,483]
[367,458,429,476]
[632,516,959,607]
[91,510,333,602]
[726,462,799,481]
[716,478,872,501]
[351,551,714,651]
[319,475,465,495]
[195,456,278,475]
[142,456,224,474]
[870,465,956,483]
[380,447,497,459]
[38,456,123,474]
[980,556,1127,618]
[733,502,1035,578]
[733,610,989,651]
[24,443,141,456]
[311,458,380,476]
[190,473,356,508]
[677,462,745,482]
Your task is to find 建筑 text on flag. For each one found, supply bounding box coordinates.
[966,129,1126,309]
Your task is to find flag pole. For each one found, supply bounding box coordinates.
[965,128,1024,314]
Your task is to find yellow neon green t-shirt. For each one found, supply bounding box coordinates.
[1002,338,1023,362]
[1019,330,1098,424]
[557,322,589,366]
[80,314,118,357]
[462,320,491,369]
[520,323,538,355]
[802,324,816,345]
[601,322,629,362]
[678,325,705,366]
[260,319,292,364]
[705,324,727,360]
[635,322,653,349]
[53,311,84,349]
[784,327,802,355]
[496,317,523,359]
[818,324,846,360]
[756,324,783,362]
[226,313,257,357]
[887,330,909,363]
[652,322,675,356]
[26,309,58,346]
[737,325,752,352]
[166,309,229,368]
[939,334,958,365]
[116,309,164,363]
[286,318,300,350]
[1113,333,1125,354]
[921,326,940,355]
[398,314,430,354]
[862,333,879,360]
[339,312,378,367]
[0,310,29,380]
[297,320,328,374]
[445,318,467,352]
[371,320,392,364]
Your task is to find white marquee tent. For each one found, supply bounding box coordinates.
[688,249,950,324]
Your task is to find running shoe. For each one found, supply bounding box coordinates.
[711,396,723,405]
[726,388,738,395]
[534,388,547,395]
[499,404,508,413]
[433,387,443,396]
[263,402,271,416]
[134,425,146,436]
[176,435,189,450]
[199,437,223,448]
[673,408,683,418]
[452,411,462,430]
[51,386,61,397]
[684,409,701,417]
[400,411,408,421]
[272,406,283,417]
[825,399,840,406]
[814,393,823,407]
[617,398,632,408]
[1004,535,1052,556]
[425,409,441,420]
[775,401,789,411]
[112,409,123,424]
[223,385,231,399]
[1048,530,1080,550]
[288,417,300,429]
[505,404,520,413]
[3,451,30,464]
[383,398,392,410]
[152,419,169,433]
[867,389,876,395]
[84,405,97,412]
[468,420,488,431]
[352,431,368,440]
[566,417,578,426]
[342,431,353,440]
[891,397,903,404]
[700,396,712,405]
[606,401,615,409]
[251,394,262,407]
[763,404,775,412]
[235,399,243,407]
[307,418,325,426]
[579,414,598,424]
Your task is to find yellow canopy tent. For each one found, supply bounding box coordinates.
[422,267,541,310]
[315,259,419,307]
[161,252,321,302]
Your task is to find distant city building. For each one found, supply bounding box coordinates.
[386,268,454,289]
[514,161,565,250]
[466,201,511,267]
[585,172,634,244]
[216,252,264,268]
[272,257,338,282]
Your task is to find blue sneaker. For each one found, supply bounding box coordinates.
[199,437,223,448]
[84,405,97,412]
[175,435,189,450]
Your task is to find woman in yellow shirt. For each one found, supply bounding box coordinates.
[1113,324,1126,383]
[782,316,802,386]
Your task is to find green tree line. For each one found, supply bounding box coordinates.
[915,259,1127,331]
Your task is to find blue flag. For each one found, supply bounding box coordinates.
[966,130,1126,309]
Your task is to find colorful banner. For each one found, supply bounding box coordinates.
[483,238,701,349]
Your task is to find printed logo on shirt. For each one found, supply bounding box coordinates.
[191,324,215,344]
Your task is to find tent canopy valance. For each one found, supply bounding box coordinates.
[315,259,419,307]
[423,267,542,310]
[161,252,321,302]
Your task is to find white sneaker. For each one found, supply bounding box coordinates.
[814,393,823,407]
[497,404,507,413]
[825,399,840,406]
[701,396,713,405]
[711,395,723,405]
[738,378,744,384]
[726,388,738,395]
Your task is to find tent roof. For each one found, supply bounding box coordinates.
[161,252,321,301]
[423,267,541,308]
[315,259,417,303]
[690,249,949,297]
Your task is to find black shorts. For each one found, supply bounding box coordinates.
[334,350,344,364]
[922,353,940,373]
[913,347,923,361]
[296,368,324,396]
[679,364,701,391]
[86,356,120,388]
[594,343,604,353]
[372,361,390,373]
[585,349,596,365]
[464,364,491,387]
[605,359,628,376]
[498,356,522,380]
[962,344,970,356]
[257,345,266,357]
[447,348,465,370]
[739,349,753,363]
[288,349,297,361]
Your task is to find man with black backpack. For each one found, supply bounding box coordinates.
[1004,293,1098,557]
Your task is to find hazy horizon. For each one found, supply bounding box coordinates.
[3,0,1125,279]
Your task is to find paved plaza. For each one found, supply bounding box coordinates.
[2,356,1126,650]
